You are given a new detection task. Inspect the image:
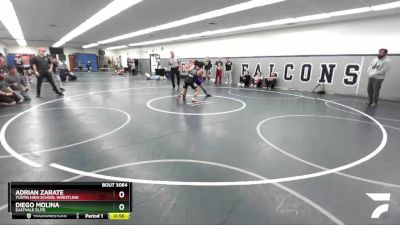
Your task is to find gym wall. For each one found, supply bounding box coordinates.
[119,13,399,101]
[4,46,99,70]
[138,54,399,101]
[75,53,98,71]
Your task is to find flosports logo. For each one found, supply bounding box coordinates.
[366,193,391,219]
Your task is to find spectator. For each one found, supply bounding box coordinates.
[251,71,263,88]
[78,61,83,72]
[51,56,65,91]
[237,69,251,87]
[128,58,136,75]
[87,60,92,72]
[5,65,31,101]
[0,53,5,69]
[14,54,24,76]
[204,57,212,83]
[145,73,166,80]
[365,48,391,107]
[224,58,233,85]
[265,72,278,89]
[59,65,77,82]
[0,68,22,106]
[214,58,223,84]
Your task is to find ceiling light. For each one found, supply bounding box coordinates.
[106,45,128,50]
[371,1,400,11]
[0,0,27,46]
[98,0,286,44]
[291,13,331,23]
[328,7,371,17]
[54,0,143,47]
[127,16,324,47]
[110,1,400,49]
[83,43,99,49]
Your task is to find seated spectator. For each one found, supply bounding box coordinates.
[237,69,251,87]
[59,65,77,82]
[113,67,125,76]
[145,73,166,81]
[0,68,22,106]
[251,71,263,88]
[6,65,31,101]
[265,72,278,89]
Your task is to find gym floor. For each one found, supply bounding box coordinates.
[0,72,399,225]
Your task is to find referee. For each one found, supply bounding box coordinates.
[32,48,63,98]
[168,51,180,90]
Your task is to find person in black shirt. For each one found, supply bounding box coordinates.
[265,72,278,89]
[87,60,92,72]
[224,58,233,85]
[14,55,24,76]
[32,48,63,98]
[237,68,251,87]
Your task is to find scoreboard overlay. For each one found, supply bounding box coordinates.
[8,182,132,220]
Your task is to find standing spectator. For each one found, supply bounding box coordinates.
[78,61,83,72]
[0,53,5,71]
[32,48,63,98]
[127,58,131,74]
[204,57,212,83]
[168,51,180,90]
[214,58,223,84]
[51,56,65,91]
[365,48,391,107]
[129,58,136,75]
[5,65,31,101]
[22,54,33,84]
[224,58,233,85]
[87,60,92,72]
[265,72,278,89]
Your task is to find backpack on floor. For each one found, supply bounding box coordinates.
[312,84,326,94]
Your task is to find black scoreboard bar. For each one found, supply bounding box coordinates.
[8,182,132,220]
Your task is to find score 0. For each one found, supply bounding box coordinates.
[117,190,128,211]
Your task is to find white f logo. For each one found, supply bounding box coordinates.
[366,193,391,219]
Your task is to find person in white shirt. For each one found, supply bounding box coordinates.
[224,58,233,85]
[168,51,180,90]
[365,48,391,107]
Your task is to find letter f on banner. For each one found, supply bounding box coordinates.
[366,193,391,219]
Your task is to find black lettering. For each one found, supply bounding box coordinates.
[343,64,360,86]
[254,63,262,76]
[269,64,275,75]
[241,64,249,75]
[284,64,294,81]
[300,64,312,82]
[319,64,337,84]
